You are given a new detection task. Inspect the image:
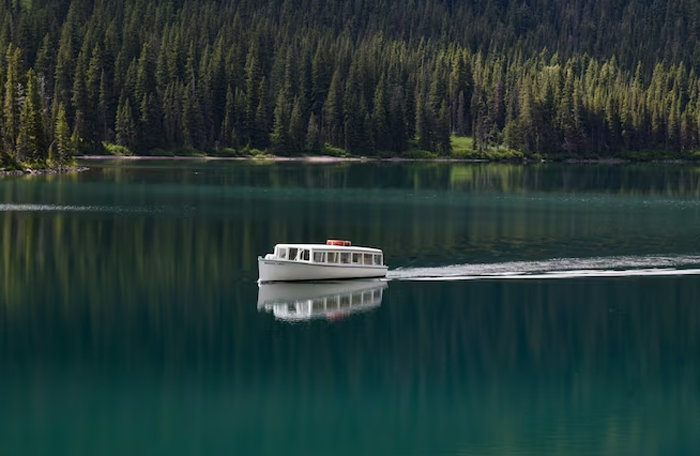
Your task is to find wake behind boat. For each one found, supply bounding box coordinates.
[258,239,388,283]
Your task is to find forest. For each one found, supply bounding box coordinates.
[2,0,700,166]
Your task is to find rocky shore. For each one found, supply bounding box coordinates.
[0,167,89,176]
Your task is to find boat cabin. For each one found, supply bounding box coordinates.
[271,241,384,267]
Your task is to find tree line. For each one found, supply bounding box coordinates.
[2,0,700,166]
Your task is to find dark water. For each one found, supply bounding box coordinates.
[1,160,700,455]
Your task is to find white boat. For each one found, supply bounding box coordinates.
[257,280,387,321]
[258,239,388,283]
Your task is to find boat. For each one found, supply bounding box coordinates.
[257,280,387,321]
[258,239,388,283]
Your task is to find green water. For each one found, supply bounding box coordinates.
[1,161,700,455]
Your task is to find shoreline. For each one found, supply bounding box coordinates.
[5,156,696,170]
[76,155,697,165]
[76,154,616,164]
[0,166,89,176]
[77,154,494,163]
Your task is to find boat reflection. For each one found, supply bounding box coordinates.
[257,280,387,321]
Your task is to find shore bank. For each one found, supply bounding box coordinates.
[76,154,700,165]
[0,166,89,176]
[77,154,513,163]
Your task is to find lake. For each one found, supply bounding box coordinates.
[1,160,699,455]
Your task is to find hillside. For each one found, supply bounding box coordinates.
[1,0,700,164]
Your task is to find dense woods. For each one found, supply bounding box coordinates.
[2,0,700,164]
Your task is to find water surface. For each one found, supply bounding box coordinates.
[1,161,699,455]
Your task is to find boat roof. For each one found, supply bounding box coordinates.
[274,243,383,253]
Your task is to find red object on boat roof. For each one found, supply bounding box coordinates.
[326,239,352,246]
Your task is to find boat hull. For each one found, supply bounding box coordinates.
[258,257,388,283]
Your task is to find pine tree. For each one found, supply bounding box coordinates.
[371,76,390,151]
[306,112,321,152]
[116,96,137,149]
[86,46,103,125]
[3,44,22,161]
[71,43,90,147]
[244,40,263,142]
[35,33,55,95]
[310,44,330,116]
[221,85,236,147]
[17,69,47,162]
[98,70,113,142]
[388,84,408,152]
[182,73,205,150]
[343,62,368,152]
[54,24,75,114]
[252,77,270,149]
[323,68,344,147]
[288,96,306,153]
[270,89,291,153]
[139,92,163,151]
[54,102,73,167]
[416,94,435,151]
[456,91,468,135]
[162,81,184,147]
[436,100,452,155]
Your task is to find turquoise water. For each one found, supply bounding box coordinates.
[1,161,699,455]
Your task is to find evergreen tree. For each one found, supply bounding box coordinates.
[53,23,75,114]
[306,112,321,152]
[371,76,390,151]
[436,100,452,155]
[71,43,90,146]
[270,89,290,153]
[288,96,306,153]
[221,84,236,147]
[252,77,270,149]
[98,70,113,142]
[323,68,343,147]
[388,84,408,152]
[416,93,435,151]
[343,62,368,152]
[54,102,73,167]
[182,72,205,150]
[3,44,22,161]
[139,92,162,151]
[17,69,47,162]
[35,33,55,94]
[244,40,263,142]
[116,96,137,149]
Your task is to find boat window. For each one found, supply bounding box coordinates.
[340,252,350,264]
[301,249,310,261]
[277,248,287,259]
[327,252,337,263]
[340,295,351,307]
[363,253,372,265]
[352,253,361,264]
[373,254,382,265]
[289,247,298,260]
[313,251,325,262]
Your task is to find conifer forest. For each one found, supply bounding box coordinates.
[2,0,700,164]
